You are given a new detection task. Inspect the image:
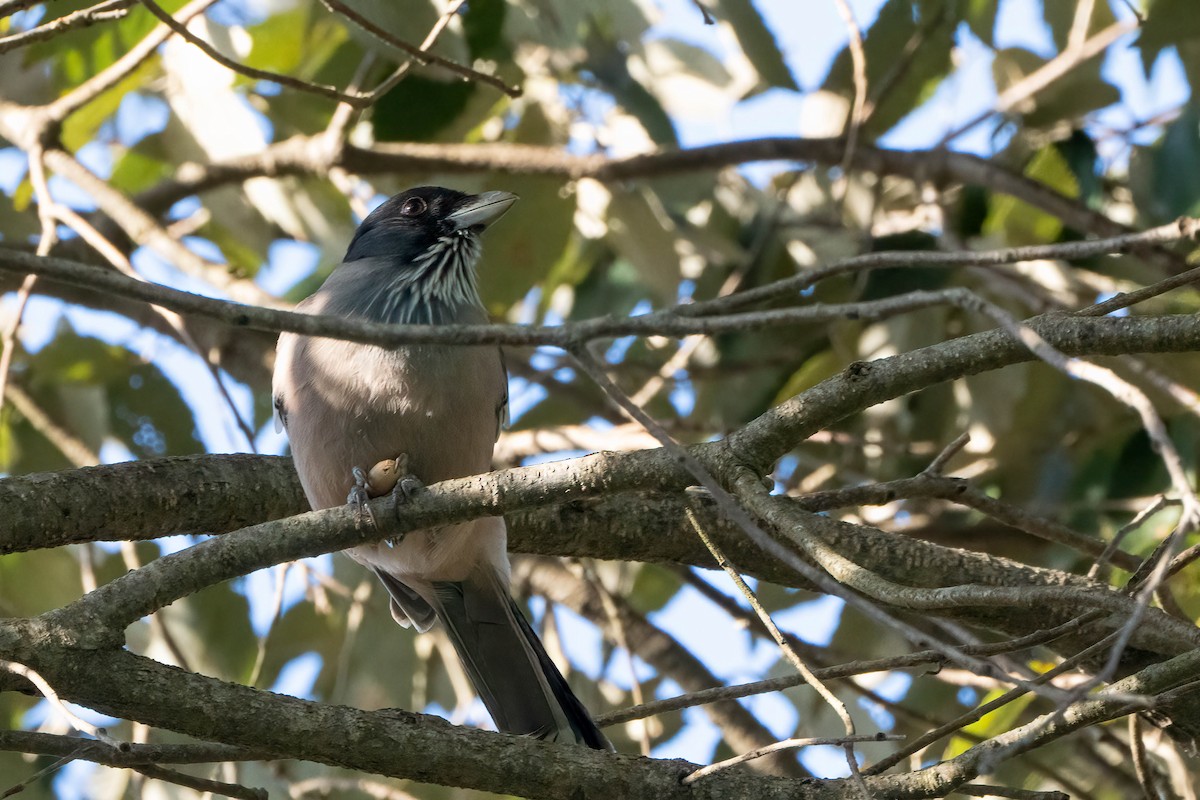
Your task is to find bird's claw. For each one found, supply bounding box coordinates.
[348,466,377,529]
[392,473,425,504]
[351,454,424,547]
[363,453,424,504]
[385,456,424,548]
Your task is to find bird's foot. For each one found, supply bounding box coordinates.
[386,455,425,548]
[389,453,425,505]
[358,454,424,547]
[347,466,376,529]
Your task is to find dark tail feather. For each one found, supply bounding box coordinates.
[433,573,612,750]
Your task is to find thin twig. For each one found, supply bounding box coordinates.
[0,251,991,346]
[40,147,278,308]
[681,733,902,784]
[289,777,420,800]
[42,0,216,125]
[940,18,1134,144]
[684,504,868,792]
[1088,495,1168,580]
[1121,355,1200,419]
[684,217,1200,318]
[954,785,1068,800]
[568,345,1073,741]
[831,0,867,205]
[1127,714,1158,800]
[960,292,1200,681]
[138,0,372,106]
[132,763,266,800]
[596,611,1106,727]
[962,291,1200,524]
[330,578,374,704]
[0,273,37,420]
[922,431,970,476]
[0,147,55,442]
[4,384,100,467]
[1166,538,1200,579]
[318,0,520,97]
[0,660,117,745]
[573,560,651,755]
[5,218,1200,353]
[797,470,1141,570]
[1,753,77,799]
[25,150,259,447]
[122,135,1170,264]
[367,0,468,100]
[863,624,1119,775]
[1081,262,1200,318]
[248,563,290,687]
[1068,0,1098,53]
[0,0,132,55]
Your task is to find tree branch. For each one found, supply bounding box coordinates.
[514,558,808,777]
[1,216,1196,353]
[0,638,860,800]
[3,615,1198,800]
[126,136,1178,273]
[0,0,133,56]
[0,730,262,766]
[5,446,1196,696]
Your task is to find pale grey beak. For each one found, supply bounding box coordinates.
[448,191,518,232]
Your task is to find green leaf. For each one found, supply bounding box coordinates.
[1138,0,1200,72]
[945,689,1035,758]
[479,175,574,310]
[61,54,160,150]
[774,349,843,405]
[256,591,341,691]
[0,549,83,616]
[1130,101,1200,224]
[604,187,682,302]
[463,0,508,60]
[168,580,258,680]
[964,0,999,46]
[628,564,681,614]
[993,45,1119,130]
[29,1,182,91]
[583,30,678,145]
[0,752,57,800]
[476,106,573,309]
[823,0,956,135]
[245,4,313,74]
[0,183,39,244]
[567,255,649,322]
[1043,0,1116,52]
[110,142,173,194]
[20,327,201,462]
[1055,130,1102,208]
[372,75,476,142]
[984,145,1077,245]
[203,216,268,277]
[712,0,798,92]
[320,563,424,709]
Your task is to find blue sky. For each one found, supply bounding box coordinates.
[2,0,1194,791]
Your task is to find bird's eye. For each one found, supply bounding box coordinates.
[400,197,427,217]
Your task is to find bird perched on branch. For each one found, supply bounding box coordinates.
[272,186,610,749]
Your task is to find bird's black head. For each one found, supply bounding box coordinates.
[344,186,517,263]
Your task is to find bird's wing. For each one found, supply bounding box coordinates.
[272,393,288,433]
[373,568,438,632]
[497,347,510,436]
